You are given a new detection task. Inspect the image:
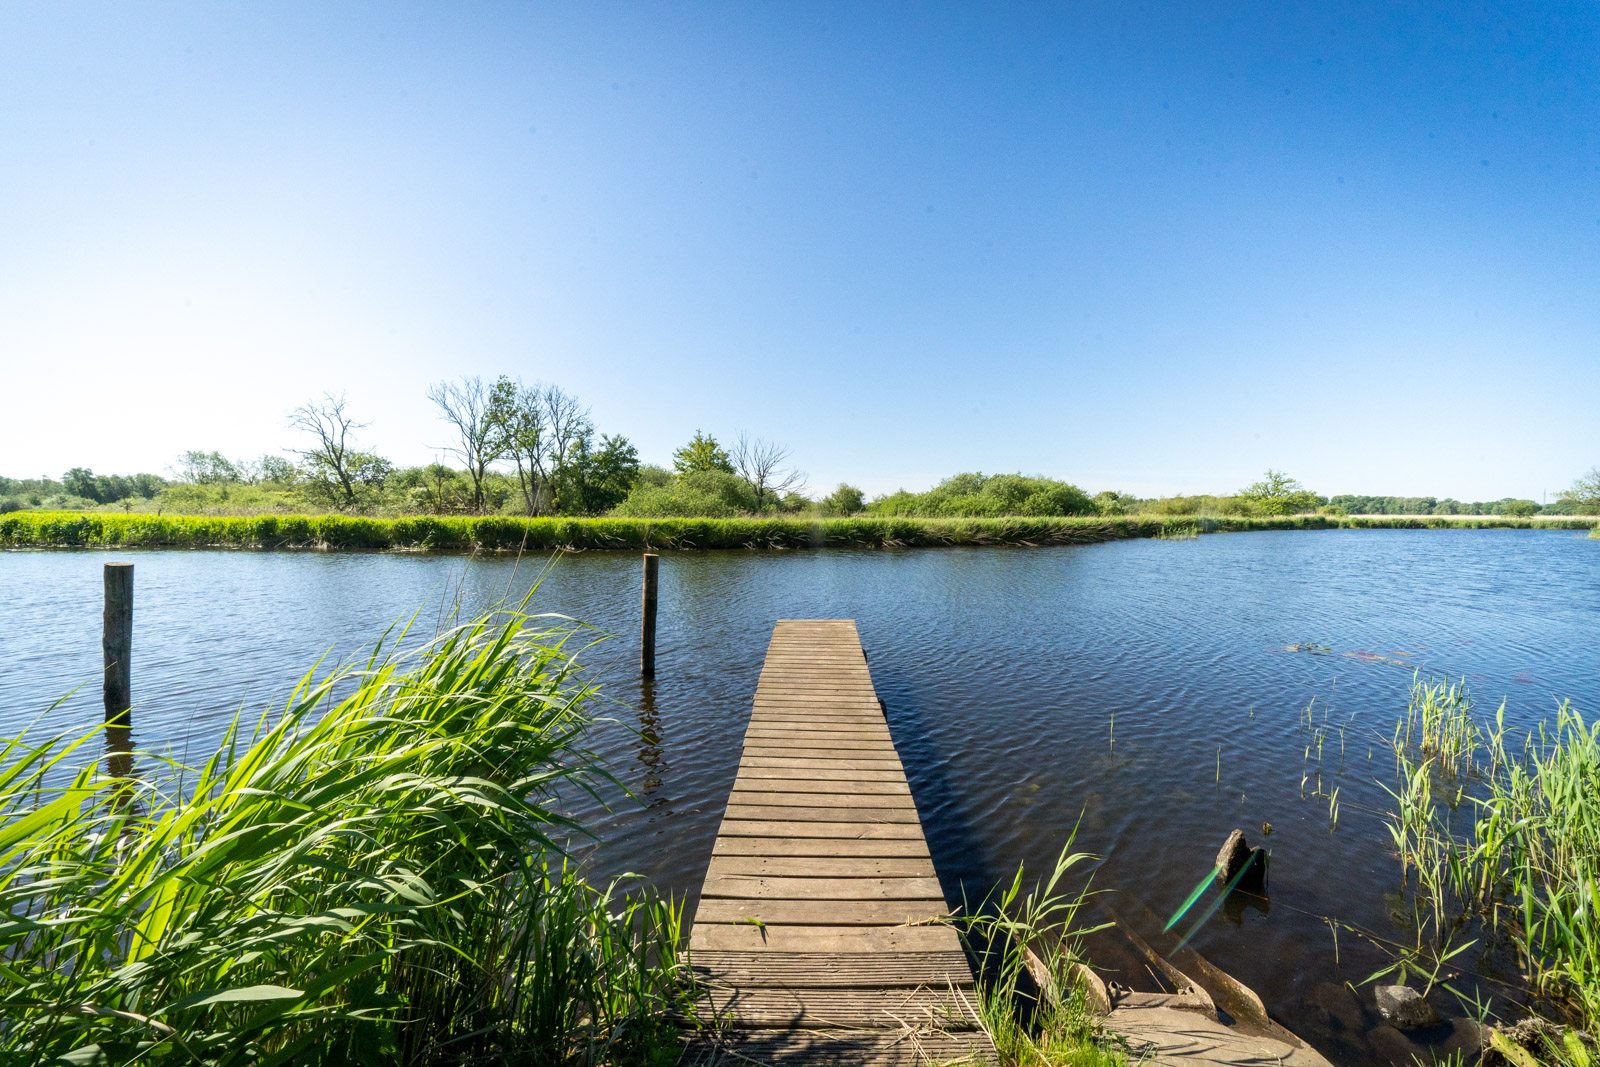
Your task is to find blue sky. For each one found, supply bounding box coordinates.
[2,2,1596,500]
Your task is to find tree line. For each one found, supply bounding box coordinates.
[5,402,1599,521]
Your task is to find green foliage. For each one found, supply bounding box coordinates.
[1500,498,1541,518]
[611,470,757,518]
[556,433,640,515]
[1090,491,1128,517]
[821,483,865,516]
[868,473,1096,518]
[670,430,733,475]
[1382,691,1600,1029]
[1239,470,1323,516]
[62,468,168,504]
[0,608,690,1063]
[1560,468,1600,514]
[950,839,1129,1067]
[174,450,245,485]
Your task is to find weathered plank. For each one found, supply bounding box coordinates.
[689,922,961,954]
[689,950,972,988]
[701,875,947,900]
[694,899,949,926]
[706,856,937,879]
[722,805,922,824]
[737,764,908,781]
[739,756,907,772]
[691,986,981,1029]
[729,777,908,793]
[741,746,903,761]
[726,790,916,809]
[712,837,932,858]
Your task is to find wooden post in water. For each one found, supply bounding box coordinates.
[103,562,134,727]
[641,552,659,677]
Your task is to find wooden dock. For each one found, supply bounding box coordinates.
[688,620,995,1065]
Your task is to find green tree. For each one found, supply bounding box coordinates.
[1497,499,1540,518]
[1559,468,1600,514]
[174,451,243,485]
[1092,490,1127,516]
[672,430,733,475]
[1240,470,1321,516]
[822,483,866,515]
[556,432,639,514]
[62,468,101,502]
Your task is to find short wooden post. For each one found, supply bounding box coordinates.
[103,562,133,727]
[641,552,659,677]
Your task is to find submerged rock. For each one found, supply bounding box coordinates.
[1214,829,1267,891]
[1375,985,1442,1030]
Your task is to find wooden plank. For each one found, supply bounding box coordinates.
[689,922,960,954]
[730,778,911,795]
[691,986,981,1029]
[706,856,937,879]
[684,1028,993,1065]
[744,730,894,743]
[738,764,908,781]
[723,805,922,824]
[694,899,950,926]
[741,747,900,760]
[745,723,891,735]
[741,746,902,761]
[740,756,907,773]
[689,950,972,988]
[716,820,927,840]
[726,790,916,809]
[743,737,897,749]
[701,875,947,900]
[713,837,932,858]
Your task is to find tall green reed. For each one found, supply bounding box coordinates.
[0,609,689,1065]
[949,840,1128,1067]
[1382,686,1600,1030]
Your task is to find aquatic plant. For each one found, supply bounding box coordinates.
[1396,673,1481,777]
[0,609,689,1065]
[1380,693,1600,1031]
[950,840,1130,1067]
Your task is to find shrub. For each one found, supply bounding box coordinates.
[610,471,758,518]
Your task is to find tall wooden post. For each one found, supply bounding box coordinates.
[103,562,133,727]
[641,552,659,677]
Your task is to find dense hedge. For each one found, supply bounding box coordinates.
[0,512,1591,552]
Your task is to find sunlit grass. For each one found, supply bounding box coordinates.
[0,608,690,1065]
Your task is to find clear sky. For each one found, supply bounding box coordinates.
[2,2,1596,501]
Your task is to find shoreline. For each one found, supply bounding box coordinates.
[2,511,1595,552]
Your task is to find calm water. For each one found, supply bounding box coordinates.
[4,531,1598,1064]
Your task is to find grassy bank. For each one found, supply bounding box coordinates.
[3,511,1594,552]
[0,609,690,1064]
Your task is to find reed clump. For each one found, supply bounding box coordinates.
[1396,673,1481,777]
[0,610,690,1065]
[1382,687,1600,1033]
[951,842,1130,1067]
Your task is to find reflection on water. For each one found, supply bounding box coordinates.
[3,530,1598,1065]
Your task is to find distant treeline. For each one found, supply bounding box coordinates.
[3,378,1597,522]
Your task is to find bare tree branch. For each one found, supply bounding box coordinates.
[288,393,364,509]
[427,376,506,514]
[732,431,806,510]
